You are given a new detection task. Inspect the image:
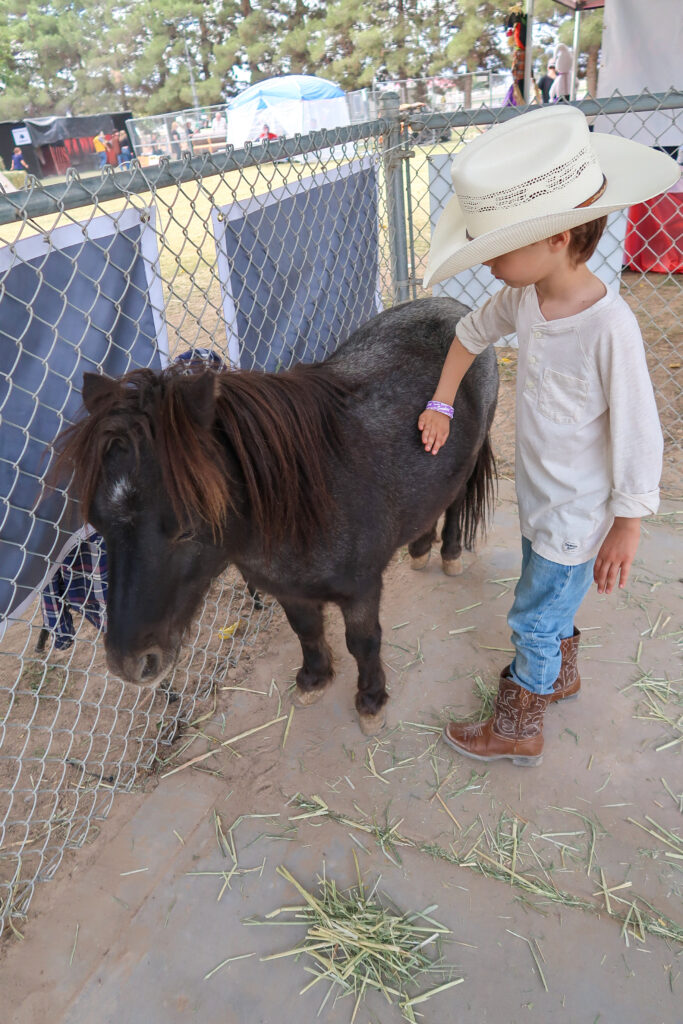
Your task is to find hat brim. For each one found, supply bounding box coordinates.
[423,134,681,288]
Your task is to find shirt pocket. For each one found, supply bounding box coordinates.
[537,368,589,425]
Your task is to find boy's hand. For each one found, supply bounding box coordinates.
[594,517,641,594]
[418,408,451,454]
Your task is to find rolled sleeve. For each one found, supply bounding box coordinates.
[610,488,660,519]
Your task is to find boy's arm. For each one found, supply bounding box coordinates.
[417,286,520,455]
[595,310,663,594]
[418,336,475,454]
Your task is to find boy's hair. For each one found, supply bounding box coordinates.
[567,216,608,265]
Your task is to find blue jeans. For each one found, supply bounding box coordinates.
[508,538,595,695]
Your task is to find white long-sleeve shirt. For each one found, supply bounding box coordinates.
[457,285,663,565]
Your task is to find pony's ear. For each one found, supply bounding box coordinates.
[82,372,120,413]
[181,371,216,432]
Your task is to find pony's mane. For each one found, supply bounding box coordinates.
[54,363,351,552]
[213,364,350,551]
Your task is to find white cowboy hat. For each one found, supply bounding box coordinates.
[424,105,681,288]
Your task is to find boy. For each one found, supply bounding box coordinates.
[419,105,679,766]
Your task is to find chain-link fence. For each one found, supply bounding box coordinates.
[1,91,681,940]
[392,91,683,463]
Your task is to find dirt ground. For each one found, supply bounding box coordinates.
[1,475,681,1024]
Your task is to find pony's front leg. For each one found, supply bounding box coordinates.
[340,583,387,736]
[281,598,334,707]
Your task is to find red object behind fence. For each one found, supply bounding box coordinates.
[623,181,683,274]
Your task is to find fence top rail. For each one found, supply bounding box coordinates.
[401,89,683,130]
[1,90,681,226]
[0,119,388,226]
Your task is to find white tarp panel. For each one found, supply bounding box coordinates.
[597,0,683,149]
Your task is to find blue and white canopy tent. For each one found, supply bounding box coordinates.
[226,75,350,148]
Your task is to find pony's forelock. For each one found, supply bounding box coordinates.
[54,369,231,537]
[157,374,232,538]
[53,364,349,551]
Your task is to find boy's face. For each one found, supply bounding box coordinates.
[483,237,568,288]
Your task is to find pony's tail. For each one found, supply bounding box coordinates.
[458,432,497,551]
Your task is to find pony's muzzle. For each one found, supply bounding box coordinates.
[107,645,174,688]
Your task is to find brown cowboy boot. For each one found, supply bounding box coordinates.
[499,628,581,705]
[550,627,581,702]
[443,672,550,766]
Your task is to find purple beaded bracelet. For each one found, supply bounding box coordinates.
[425,400,454,419]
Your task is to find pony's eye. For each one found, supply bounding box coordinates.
[175,529,195,543]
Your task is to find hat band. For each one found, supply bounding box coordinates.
[464,174,608,242]
[574,173,607,208]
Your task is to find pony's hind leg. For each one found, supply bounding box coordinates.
[339,583,387,735]
[281,598,334,706]
[408,523,437,570]
[440,501,464,576]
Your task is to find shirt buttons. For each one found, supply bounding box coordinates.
[529,355,537,364]
[533,330,543,339]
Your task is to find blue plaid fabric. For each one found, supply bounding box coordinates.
[173,347,225,372]
[40,531,107,649]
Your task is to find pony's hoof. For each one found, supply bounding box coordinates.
[410,552,430,571]
[358,709,386,735]
[442,556,463,576]
[292,681,331,707]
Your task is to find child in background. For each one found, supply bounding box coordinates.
[11,147,29,172]
[420,105,679,766]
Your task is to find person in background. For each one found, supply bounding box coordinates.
[538,61,556,104]
[211,109,227,134]
[259,123,278,141]
[550,43,573,102]
[11,146,29,173]
[93,129,110,169]
[117,131,132,169]
[170,122,182,160]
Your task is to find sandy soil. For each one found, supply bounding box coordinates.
[1,478,680,1024]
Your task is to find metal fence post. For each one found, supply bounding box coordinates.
[380,92,411,304]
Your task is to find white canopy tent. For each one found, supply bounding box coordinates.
[227,75,350,149]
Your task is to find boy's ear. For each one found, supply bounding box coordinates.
[548,230,572,251]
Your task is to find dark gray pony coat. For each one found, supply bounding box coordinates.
[57,297,499,733]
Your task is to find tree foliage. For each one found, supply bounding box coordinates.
[0,0,601,119]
